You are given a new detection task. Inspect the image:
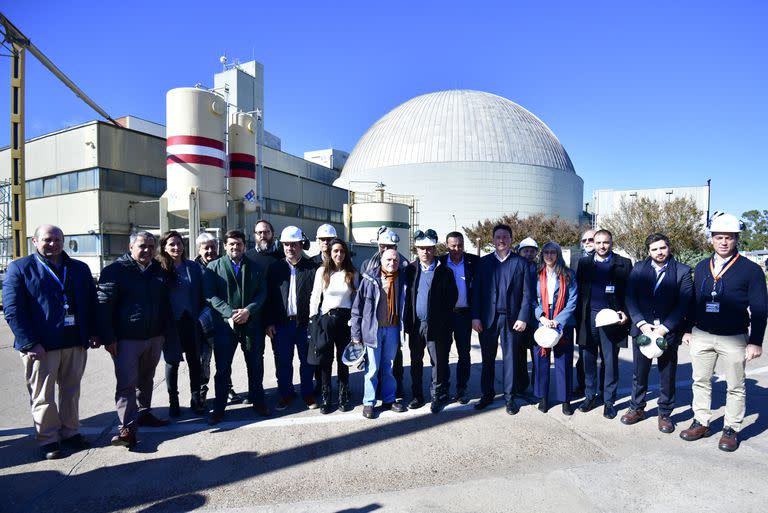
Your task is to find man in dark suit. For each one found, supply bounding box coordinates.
[439,231,479,404]
[266,225,318,410]
[204,229,269,425]
[575,229,632,419]
[404,229,458,413]
[471,224,535,415]
[621,233,693,433]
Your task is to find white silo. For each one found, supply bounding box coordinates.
[228,111,257,212]
[165,87,227,220]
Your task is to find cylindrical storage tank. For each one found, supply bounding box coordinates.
[351,201,410,246]
[166,87,227,220]
[228,112,257,212]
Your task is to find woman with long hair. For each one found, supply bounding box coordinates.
[533,241,578,415]
[308,238,359,413]
[157,230,206,416]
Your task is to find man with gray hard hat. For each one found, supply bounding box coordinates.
[680,212,767,452]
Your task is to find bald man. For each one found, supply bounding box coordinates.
[4,225,99,460]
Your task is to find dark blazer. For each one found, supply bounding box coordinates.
[97,254,174,344]
[575,252,632,347]
[625,256,693,344]
[438,252,479,308]
[204,255,267,343]
[403,260,458,342]
[471,252,535,330]
[266,256,317,327]
[163,259,205,363]
[4,252,97,352]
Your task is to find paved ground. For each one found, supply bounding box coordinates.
[2,318,767,513]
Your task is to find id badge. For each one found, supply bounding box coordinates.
[705,302,720,313]
[605,285,615,294]
[64,314,76,327]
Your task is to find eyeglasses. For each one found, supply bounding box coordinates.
[581,238,594,243]
[255,230,272,235]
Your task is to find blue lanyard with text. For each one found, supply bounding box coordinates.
[36,255,69,311]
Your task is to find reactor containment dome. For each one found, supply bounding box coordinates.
[334,89,584,247]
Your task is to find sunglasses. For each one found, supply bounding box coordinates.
[581,238,594,243]
[414,229,438,241]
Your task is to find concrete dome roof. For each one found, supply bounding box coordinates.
[339,89,575,178]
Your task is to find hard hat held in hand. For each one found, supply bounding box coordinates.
[534,325,563,349]
[637,334,669,359]
[342,342,365,368]
[595,308,621,327]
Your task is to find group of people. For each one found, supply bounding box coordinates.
[4,210,766,460]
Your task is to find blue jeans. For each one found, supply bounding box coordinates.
[363,326,400,406]
[275,321,314,398]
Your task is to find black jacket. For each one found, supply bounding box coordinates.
[403,260,458,342]
[438,252,479,309]
[266,257,317,327]
[97,254,174,343]
[625,256,693,344]
[575,252,632,347]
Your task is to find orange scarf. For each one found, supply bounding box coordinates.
[539,269,567,357]
[381,269,399,326]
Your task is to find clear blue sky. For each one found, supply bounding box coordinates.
[2,1,766,216]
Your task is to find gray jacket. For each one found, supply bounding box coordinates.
[350,269,406,348]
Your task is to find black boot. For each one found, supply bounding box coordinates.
[190,391,206,414]
[166,363,181,417]
[320,387,333,415]
[338,382,351,412]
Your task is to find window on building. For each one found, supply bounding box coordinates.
[26,180,43,199]
[63,234,100,256]
[330,211,343,223]
[59,173,76,194]
[77,169,96,191]
[43,177,59,196]
[124,172,140,194]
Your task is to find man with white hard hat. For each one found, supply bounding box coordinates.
[515,237,539,395]
[680,212,767,452]
[622,233,693,433]
[403,229,458,413]
[311,224,338,267]
[265,226,319,410]
[575,229,632,419]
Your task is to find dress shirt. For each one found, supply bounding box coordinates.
[286,259,298,316]
[446,256,468,308]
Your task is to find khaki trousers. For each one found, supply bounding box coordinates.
[689,327,747,431]
[113,337,164,429]
[21,346,87,446]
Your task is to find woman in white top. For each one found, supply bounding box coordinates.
[308,238,359,413]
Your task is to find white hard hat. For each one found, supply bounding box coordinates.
[709,211,743,233]
[316,224,337,239]
[637,334,668,359]
[595,308,621,327]
[518,237,538,250]
[534,326,562,349]
[280,225,304,243]
[413,229,438,248]
[376,229,400,246]
[341,342,366,368]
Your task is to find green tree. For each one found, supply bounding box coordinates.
[601,196,708,262]
[463,212,586,253]
[740,209,768,250]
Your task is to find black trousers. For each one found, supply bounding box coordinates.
[319,309,351,390]
[629,337,678,416]
[409,321,451,400]
[450,308,473,392]
[213,329,266,413]
[167,313,202,397]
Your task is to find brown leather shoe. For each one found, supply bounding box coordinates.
[680,419,711,441]
[658,415,675,434]
[137,411,170,427]
[111,426,137,448]
[718,427,738,452]
[620,408,645,425]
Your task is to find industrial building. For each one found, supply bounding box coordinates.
[334,89,585,248]
[0,60,348,274]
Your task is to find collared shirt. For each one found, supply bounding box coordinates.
[546,269,557,305]
[594,252,613,263]
[446,255,468,308]
[494,250,511,263]
[230,256,242,277]
[286,259,298,316]
[132,257,149,272]
[712,253,735,276]
[415,260,437,321]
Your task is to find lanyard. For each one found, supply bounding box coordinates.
[36,255,69,310]
[708,253,739,297]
